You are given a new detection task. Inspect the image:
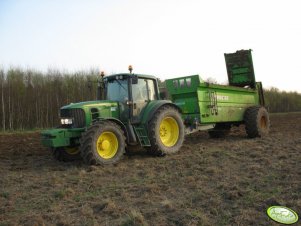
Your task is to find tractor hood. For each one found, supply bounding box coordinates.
[60,100,120,127]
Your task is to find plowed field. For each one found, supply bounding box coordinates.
[0,113,300,226]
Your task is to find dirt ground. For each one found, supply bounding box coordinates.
[0,113,300,226]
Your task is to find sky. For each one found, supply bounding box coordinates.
[0,0,301,92]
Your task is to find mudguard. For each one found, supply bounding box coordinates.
[141,100,182,125]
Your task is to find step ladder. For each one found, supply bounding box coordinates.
[133,126,151,147]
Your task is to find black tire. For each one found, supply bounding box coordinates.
[52,147,81,162]
[80,121,126,165]
[244,106,270,138]
[208,123,231,138]
[147,106,184,156]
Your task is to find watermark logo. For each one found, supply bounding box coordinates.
[267,206,298,224]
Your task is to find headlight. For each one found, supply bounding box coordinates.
[60,118,73,125]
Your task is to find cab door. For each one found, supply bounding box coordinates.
[131,78,157,123]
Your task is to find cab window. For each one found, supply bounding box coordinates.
[147,79,157,100]
[132,79,148,102]
[132,78,158,101]
[106,79,128,102]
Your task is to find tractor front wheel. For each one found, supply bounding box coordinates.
[244,106,270,138]
[80,121,126,165]
[147,106,184,156]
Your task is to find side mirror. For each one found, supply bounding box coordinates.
[131,75,138,84]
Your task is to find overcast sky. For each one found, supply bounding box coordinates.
[0,0,300,92]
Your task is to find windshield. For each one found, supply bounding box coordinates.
[106,79,128,102]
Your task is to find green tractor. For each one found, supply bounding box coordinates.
[41,50,270,165]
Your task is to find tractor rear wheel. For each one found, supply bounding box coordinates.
[208,123,231,138]
[80,121,126,165]
[147,106,184,156]
[52,147,81,161]
[244,106,270,138]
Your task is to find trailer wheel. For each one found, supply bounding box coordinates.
[80,121,126,165]
[52,147,81,161]
[208,123,231,138]
[147,106,184,156]
[244,106,270,138]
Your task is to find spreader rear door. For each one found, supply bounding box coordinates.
[224,49,256,88]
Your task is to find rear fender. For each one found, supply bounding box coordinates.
[141,100,182,125]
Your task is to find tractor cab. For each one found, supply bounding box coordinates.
[103,71,159,123]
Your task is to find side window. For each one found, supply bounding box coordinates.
[186,78,191,87]
[179,79,185,88]
[147,79,157,100]
[173,80,178,88]
[132,79,148,101]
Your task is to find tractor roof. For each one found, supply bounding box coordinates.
[104,73,157,80]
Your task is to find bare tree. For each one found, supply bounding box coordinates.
[0,70,5,131]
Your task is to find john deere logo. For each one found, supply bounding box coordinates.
[267,206,298,224]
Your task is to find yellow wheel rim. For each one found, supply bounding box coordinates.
[65,147,79,155]
[159,117,179,147]
[96,132,118,159]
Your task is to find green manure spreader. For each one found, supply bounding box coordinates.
[41,50,270,165]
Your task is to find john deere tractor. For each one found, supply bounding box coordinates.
[41,50,270,165]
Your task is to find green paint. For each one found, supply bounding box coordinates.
[267,206,299,224]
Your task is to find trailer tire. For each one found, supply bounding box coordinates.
[80,121,126,165]
[208,123,231,138]
[244,106,270,138]
[147,106,184,156]
[52,147,81,162]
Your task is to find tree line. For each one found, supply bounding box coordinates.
[0,68,300,131]
[0,68,99,131]
[264,87,301,113]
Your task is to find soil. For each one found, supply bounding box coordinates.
[0,113,300,226]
